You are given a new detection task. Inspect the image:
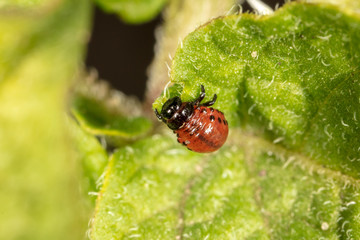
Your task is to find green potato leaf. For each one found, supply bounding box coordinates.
[68,118,108,200]
[154,2,360,179]
[72,94,152,138]
[91,133,360,239]
[1,0,52,9]
[0,0,91,239]
[93,0,168,24]
[91,2,360,239]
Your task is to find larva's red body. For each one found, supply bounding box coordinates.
[175,106,228,153]
[155,85,229,153]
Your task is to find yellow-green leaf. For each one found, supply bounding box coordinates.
[69,118,108,200]
[0,0,91,239]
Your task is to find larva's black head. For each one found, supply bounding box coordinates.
[154,85,217,130]
[160,96,182,119]
[155,96,194,130]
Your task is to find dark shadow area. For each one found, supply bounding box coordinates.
[86,7,161,100]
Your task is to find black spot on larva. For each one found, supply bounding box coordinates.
[182,141,187,146]
[187,147,193,151]
[223,119,226,125]
[210,115,215,121]
[201,108,207,113]
[225,120,228,125]
[210,108,214,112]
[218,117,221,123]
[177,139,180,143]
[177,133,180,138]
[190,132,194,136]
[197,134,217,148]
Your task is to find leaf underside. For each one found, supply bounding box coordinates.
[92,2,360,239]
[72,95,152,138]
